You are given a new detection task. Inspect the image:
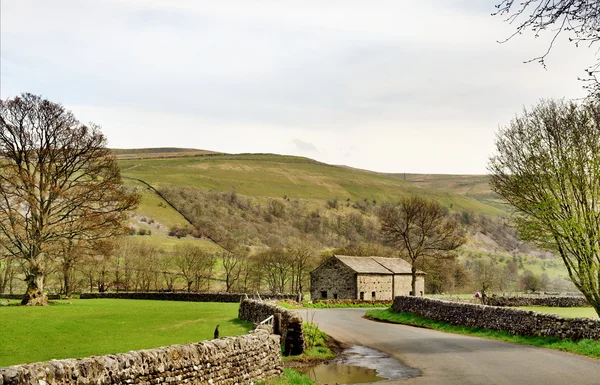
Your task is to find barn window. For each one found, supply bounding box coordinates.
[371,291,376,299]
[333,293,338,299]
[360,292,364,300]
[320,291,327,299]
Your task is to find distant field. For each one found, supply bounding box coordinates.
[519,306,598,319]
[126,178,190,230]
[117,153,504,216]
[0,299,250,367]
[397,173,507,212]
[113,147,221,160]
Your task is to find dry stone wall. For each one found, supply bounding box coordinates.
[0,294,60,300]
[238,300,305,355]
[487,296,588,307]
[392,296,600,340]
[80,292,296,302]
[311,299,392,306]
[0,328,282,385]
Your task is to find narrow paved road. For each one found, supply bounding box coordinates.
[311,308,600,385]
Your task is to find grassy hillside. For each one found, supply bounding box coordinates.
[390,173,507,211]
[110,149,567,295]
[118,153,504,217]
[113,147,221,160]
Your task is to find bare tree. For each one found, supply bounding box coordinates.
[174,244,214,292]
[221,248,246,293]
[489,99,600,315]
[0,93,139,305]
[58,239,83,298]
[257,248,293,294]
[378,197,465,296]
[0,255,18,294]
[495,1,600,94]
[158,252,179,292]
[288,240,318,299]
[470,259,502,304]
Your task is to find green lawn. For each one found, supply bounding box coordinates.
[0,299,251,367]
[519,306,598,318]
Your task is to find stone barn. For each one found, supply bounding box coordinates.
[310,255,426,300]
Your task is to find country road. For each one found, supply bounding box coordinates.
[311,308,600,385]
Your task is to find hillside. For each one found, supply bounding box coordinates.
[397,173,506,212]
[107,149,571,295]
[118,153,504,217]
[112,147,221,160]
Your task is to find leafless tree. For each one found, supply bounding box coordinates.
[221,245,248,293]
[173,244,215,292]
[0,93,139,305]
[378,196,465,296]
[257,248,293,294]
[288,240,318,298]
[470,259,502,304]
[495,1,600,94]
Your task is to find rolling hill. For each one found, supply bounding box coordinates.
[117,152,504,217]
[112,148,570,293]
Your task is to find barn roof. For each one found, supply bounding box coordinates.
[334,255,426,275]
[335,255,392,274]
[371,257,415,274]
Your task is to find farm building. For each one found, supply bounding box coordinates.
[310,255,426,300]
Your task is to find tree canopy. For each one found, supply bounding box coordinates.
[0,93,139,305]
[378,196,464,296]
[489,98,600,315]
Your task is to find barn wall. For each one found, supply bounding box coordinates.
[393,274,425,297]
[357,274,393,300]
[310,259,356,300]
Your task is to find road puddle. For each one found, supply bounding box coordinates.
[302,345,421,384]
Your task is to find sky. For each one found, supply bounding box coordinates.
[0,0,596,174]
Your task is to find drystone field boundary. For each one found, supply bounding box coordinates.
[80,292,296,302]
[0,327,282,385]
[392,296,600,340]
[238,299,305,355]
[0,294,60,300]
[487,296,588,307]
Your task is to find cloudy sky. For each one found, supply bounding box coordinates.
[0,1,595,174]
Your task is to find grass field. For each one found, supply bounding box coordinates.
[117,154,504,216]
[0,299,251,367]
[519,307,598,319]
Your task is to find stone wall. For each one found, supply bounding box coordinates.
[0,294,60,300]
[392,296,600,340]
[312,299,392,306]
[80,292,297,302]
[238,300,305,355]
[486,296,588,308]
[0,328,282,385]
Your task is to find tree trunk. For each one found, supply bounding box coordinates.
[411,266,417,296]
[22,265,47,306]
[62,263,73,298]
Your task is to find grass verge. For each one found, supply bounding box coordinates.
[366,308,600,359]
[0,299,251,367]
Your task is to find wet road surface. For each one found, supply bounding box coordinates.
[310,308,600,385]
